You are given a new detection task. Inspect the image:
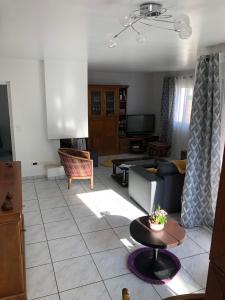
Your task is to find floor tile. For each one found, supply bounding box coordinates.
[34,176,48,182]
[63,194,84,206]
[39,196,67,210]
[69,203,96,219]
[153,267,202,298]
[194,289,205,293]
[23,200,40,213]
[35,181,59,190]
[48,235,89,262]
[113,226,142,252]
[104,214,131,228]
[44,219,79,240]
[38,190,62,200]
[26,264,57,299]
[35,295,60,300]
[187,228,212,252]
[25,224,46,244]
[92,247,129,279]
[60,182,85,195]
[81,181,106,192]
[23,183,37,201]
[35,294,59,300]
[24,211,43,227]
[41,207,72,223]
[170,236,205,259]
[60,282,110,300]
[22,178,34,183]
[76,215,111,233]
[53,255,101,292]
[104,273,161,300]
[83,229,123,253]
[181,253,209,288]
[25,242,51,268]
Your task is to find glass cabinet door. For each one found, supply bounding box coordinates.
[91,91,102,115]
[105,91,116,115]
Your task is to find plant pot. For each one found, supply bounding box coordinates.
[149,222,165,231]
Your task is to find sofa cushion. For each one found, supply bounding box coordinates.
[171,160,186,174]
[146,167,158,174]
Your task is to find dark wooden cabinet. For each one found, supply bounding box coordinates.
[0,162,26,300]
[205,262,225,299]
[88,85,128,155]
[204,150,225,299]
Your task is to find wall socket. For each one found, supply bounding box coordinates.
[33,162,38,166]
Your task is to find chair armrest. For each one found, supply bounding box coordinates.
[58,148,90,159]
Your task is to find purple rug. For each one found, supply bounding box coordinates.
[127,247,181,285]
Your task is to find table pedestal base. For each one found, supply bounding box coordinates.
[128,247,181,284]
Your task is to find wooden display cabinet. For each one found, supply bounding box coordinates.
[88,85,128,155]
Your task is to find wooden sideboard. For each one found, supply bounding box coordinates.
[0,161,26,300]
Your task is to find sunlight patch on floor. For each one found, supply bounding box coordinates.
[76,189,145,220]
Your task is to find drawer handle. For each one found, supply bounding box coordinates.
[1,192,13,211]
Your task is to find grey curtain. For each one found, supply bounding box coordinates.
[160,77,175,144]
[181,53,221,228]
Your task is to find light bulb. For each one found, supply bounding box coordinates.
[174,14,190,31]
[136,33,146,44]
[120,15,133,27]
[109,38,117,48]
[178,26,192,39]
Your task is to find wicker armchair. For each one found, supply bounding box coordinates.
[58,148,93,190]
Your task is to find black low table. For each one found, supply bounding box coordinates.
[111,156,158,187]
[128,216,185,284]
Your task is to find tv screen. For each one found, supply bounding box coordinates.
[126,114,155,135]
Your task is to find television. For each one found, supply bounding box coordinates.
[126,114,155,135]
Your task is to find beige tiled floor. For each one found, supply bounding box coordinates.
[22,162,211,300]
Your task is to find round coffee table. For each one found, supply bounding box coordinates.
[128,216,185,284]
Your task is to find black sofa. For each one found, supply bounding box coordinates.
[128,161,185,214]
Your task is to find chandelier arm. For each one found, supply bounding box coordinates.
[139,21,176,32]
[113,16,143,39]
[131,24,140,35]
[149,18,174,24]
[113,26,130,39]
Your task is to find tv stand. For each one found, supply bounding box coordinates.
[119,135,159,153]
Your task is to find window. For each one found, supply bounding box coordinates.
[171,76,194,158]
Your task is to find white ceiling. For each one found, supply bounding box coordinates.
[0,0,225,72]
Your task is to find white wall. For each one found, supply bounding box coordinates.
[0,59,59,177]
[88,71,165,135]
[44,60,88,139]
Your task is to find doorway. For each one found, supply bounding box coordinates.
[0,84,13,162]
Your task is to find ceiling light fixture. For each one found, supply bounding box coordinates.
[108,2,192,48]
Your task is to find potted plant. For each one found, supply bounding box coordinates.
[148,206,168,231]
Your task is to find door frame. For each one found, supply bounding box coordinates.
[0,81,16,160]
